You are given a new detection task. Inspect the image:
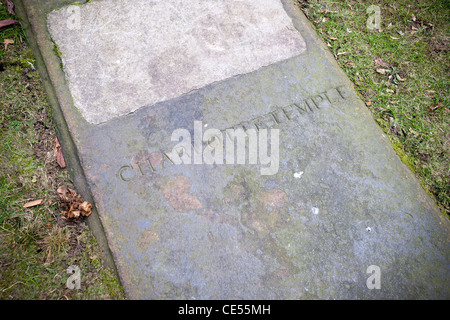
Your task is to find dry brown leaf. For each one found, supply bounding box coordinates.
[57,185,92,219]
[337,51,349,56]
[366,100,372,107]
[0,19,17,29]
[6,0,14,15]
[79,201,92,214]
[24,199,44,208]
[71,210,81,219]
[429,103,443,111]
[57,185,77,203]
[54,137,66,169]
[376,68,389,75]
[328,36,338,41]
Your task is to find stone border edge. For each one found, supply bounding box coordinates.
[13,0,122,287]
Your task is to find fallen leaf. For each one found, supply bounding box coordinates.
[0,19,17,29]
[374,57,390,68]
[55,137,66,169]
[429,103,443,111]
[56,150,66,168]
[396,74,406,82]
[366,100,372,107]
[54,137,61,149]
[24,199,44,208]
[71,210,81,219]
[79,201,92,214]
[328,36,338,41]
[6,0,15,15]
[337,51,349,56]
[376,68,389,75]
[409,127,418,135]
[3,39,13,50]
[390,36,400,40]
[57,185,92,219]
[57,185,77,203]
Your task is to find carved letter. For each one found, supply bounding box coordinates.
[118,165,135,182]
[294,101,309,114]
[282,104,299,120]
[271,108,289,124]
[336,85,350,99]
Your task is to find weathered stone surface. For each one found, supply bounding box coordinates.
[17,0,449,299]
[47,0,306,124]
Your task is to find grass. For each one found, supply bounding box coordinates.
[298,0,449,216]
[0,1,125,299]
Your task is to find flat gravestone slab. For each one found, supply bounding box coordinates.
[47,0,306,124]
[18,0,449,299]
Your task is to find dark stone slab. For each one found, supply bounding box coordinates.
[16,0,449,299]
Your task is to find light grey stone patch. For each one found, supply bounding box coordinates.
[47,0,307,124]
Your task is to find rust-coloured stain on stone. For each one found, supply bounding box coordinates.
[242,189,289,234]
[161,175,203,212]
[260,189,289,208]
[132,150,165,171]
